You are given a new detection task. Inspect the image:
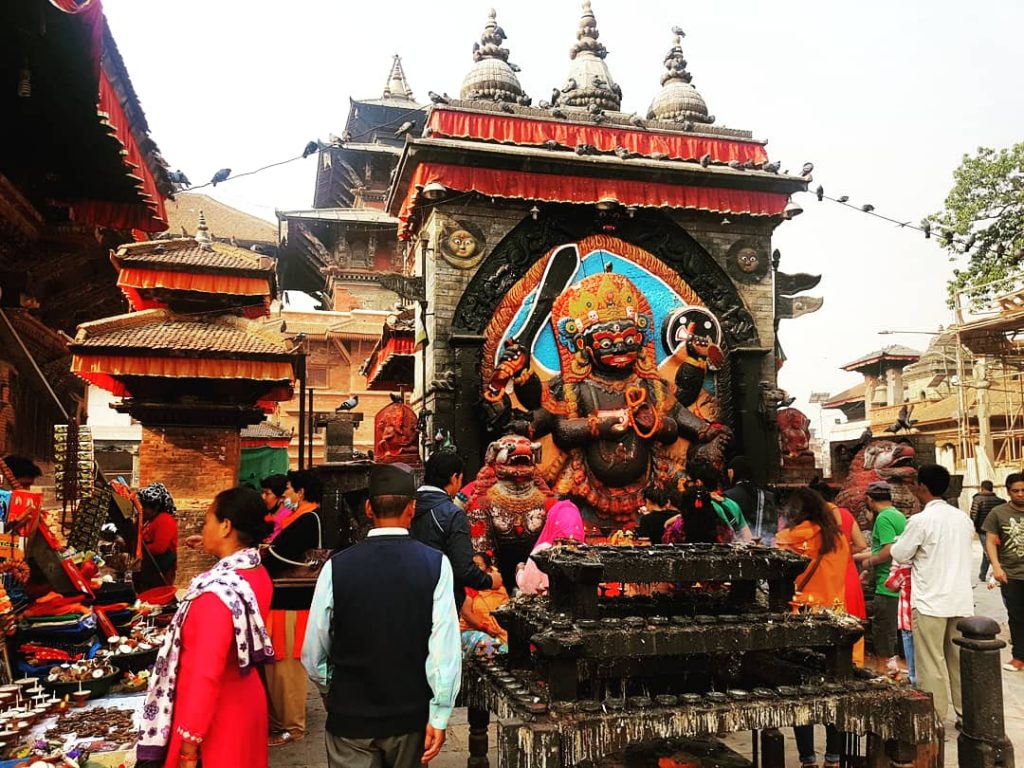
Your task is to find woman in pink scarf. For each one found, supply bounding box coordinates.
[516,499,585,595]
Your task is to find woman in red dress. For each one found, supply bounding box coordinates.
[138,487,275,768]
[136,483,179,592]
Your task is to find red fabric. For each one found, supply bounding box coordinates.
[70,69,168,232]
[143,512,178,557]
[398,162,789,238]
[838,507,867,620]
[363,334,415,384]
[886,562,913,631]
[428,109,769,164]
[163,566,272,768]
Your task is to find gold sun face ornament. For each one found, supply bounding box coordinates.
[438,217,486,269]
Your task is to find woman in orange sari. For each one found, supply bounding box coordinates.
[776,488,850,768]
[261,469,323,746]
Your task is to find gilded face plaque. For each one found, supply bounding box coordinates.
[725,240,769,284]
[438,218,486,269]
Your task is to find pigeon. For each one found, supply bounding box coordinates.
[762,160,781,173]
[837,195,849,203]
[551,88,561,105]
[509,62,521,73]
[801,162,814,176]
[168,169,191,187]
[588,103,601,115]
[561,78,577,93]
[592,111,606,124]
[543,139,560,150]
[394,121,415,137]
[922,220,932,239]
[614,145,637,160]
[727,160,743,170]
[815,185,824,202]
[336,395,359,412]
[551,108,567,119]
[538,100,551,109]
[884,404,916,434]
[627,113,645,128]
[671,25,686,37]
[861,203,875,212]
[650,151,669,161]
[389,392,404,403]
[428,91,449,104]
[742,159,756,169]
[302,140,319,158]
[699,153,711,167]
[211,168,231,186]
[574,143,598,156]
[500,102,515,113]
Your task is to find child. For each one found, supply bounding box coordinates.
[460,552,509,657]
[885,559,915,684]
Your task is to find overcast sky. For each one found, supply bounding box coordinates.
[104,0,1024,423]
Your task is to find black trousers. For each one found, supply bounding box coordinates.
[1002,578,1024,661]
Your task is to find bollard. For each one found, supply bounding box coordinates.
[954,616,1015,768]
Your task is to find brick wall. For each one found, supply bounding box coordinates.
[138,425,241,584]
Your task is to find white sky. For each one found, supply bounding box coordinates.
[104,0,1024,421]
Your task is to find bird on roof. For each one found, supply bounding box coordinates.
[210,168,232,186]
[837,195,849,203]
[801,162,814,176]
[861,203,875,212]
[538,100,551,109]
[543,139,560,150]
[672,25,686,37]
[389,392,404,404]
[168,169,191,187]
[336,395,359,412]
[394,121,416,137]
[815,185,824,201]
[763,161,780,173]
[699,153,711,168]
[742,159,756,169]
[500,102,515,113]
[884,404,916,434]
[628,113,646,128]
[551,107,567,119]
[550,88,561,105]
[428,91,449,105]
[509,62,521,73]
[302,141,319,158]
[614,146,638,160]
[575,143,598,156]
[561,78,577,93]
[727,160,743,170]
[650,152,669,161]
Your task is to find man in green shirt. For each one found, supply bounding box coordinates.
[858,480,906,666]
[983,472,1024,672]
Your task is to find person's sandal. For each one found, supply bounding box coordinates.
[269,731,294,747]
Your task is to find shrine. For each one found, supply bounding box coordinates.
[68,214,295,579]
[386,4,820,515]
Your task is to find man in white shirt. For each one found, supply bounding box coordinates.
[891,464,975,724]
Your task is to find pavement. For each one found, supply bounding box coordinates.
[271,537,1022,767]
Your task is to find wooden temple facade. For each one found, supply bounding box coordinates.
[0,0,174,464]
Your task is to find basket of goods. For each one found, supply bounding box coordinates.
[44,659,118,701]
[96,629,162,674]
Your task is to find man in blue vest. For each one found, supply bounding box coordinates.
[302,463,461,767]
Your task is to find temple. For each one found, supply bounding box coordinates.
[382,5,814,492]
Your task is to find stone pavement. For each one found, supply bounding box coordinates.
[272,537,1022,767]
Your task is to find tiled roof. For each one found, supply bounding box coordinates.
[72,309,290,357]
[164,194,276,244]
[113,239,275,275]
[822,383,865,409]
[841,345,922,372]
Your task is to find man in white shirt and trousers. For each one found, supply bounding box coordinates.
[891,464,975,726]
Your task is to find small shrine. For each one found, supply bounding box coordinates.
[69,214,295,577]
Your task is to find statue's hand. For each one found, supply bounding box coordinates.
[489,339,531,391]
[601,411,629,435]
[632,402,657,433]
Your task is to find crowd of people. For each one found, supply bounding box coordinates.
[115,449,1023,768]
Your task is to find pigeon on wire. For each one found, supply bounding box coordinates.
[302,141,319,158]
[837,195,849,203]
[168,169,191,187]
[394,121,416,137]
[336,395,360,412]
[921,220,932,239]
[815,185,824,201]
[211,168,232,186]
[861,203,875,212]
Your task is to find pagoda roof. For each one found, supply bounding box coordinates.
[360,309,415,390]
[822,383,865,410]
[112,238,276,277]
[165,194,276,244]
[840,345,922,373]
[240,421,292,440]
[71,309,291,360]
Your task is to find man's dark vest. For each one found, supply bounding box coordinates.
[327,534,442,738]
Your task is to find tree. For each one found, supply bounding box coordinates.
[931,143,1024,307]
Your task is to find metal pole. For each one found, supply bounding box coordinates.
[296,352,306,470]
[307,386,315,468]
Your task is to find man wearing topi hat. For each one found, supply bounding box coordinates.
[302,463,461,767]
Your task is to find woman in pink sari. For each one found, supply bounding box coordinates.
[516,500,585,595]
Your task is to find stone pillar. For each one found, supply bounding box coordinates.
[886,366,904,407]
[138,425,241,584]
[864,374,878,420]
[954,616,1014,768]
[325,412,363,462]
[975,357,995,475]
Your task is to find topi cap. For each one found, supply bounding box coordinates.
[368,462,416,499]
[866,480,892,497]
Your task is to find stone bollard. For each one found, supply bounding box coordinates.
[954,616,1015,768]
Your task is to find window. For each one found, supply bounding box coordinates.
[307,365,328,389]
